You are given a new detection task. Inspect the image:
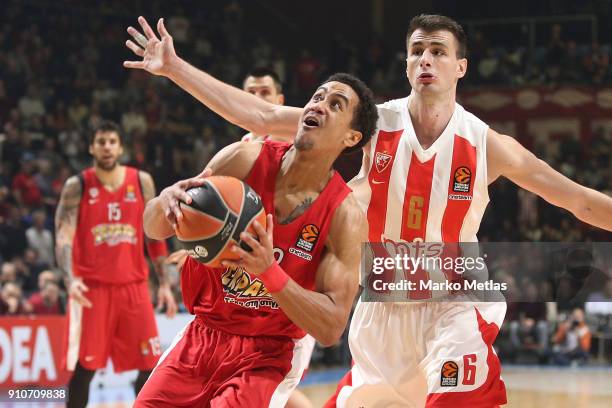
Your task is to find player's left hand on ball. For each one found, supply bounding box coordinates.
[222,214,274,275]
[157,284,178,318]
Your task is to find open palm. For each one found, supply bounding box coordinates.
[124,16,176,76]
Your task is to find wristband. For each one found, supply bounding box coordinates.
[259,262,290,293]
[146,239,169,260]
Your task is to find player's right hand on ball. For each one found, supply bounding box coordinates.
[124,16,177,76]
[159,168,212,229]
[68,278,92,308]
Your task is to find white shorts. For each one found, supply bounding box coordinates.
[330,300,507,408]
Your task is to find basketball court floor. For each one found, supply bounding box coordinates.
[6,366,610,407]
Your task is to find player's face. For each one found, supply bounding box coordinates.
[294,81,362,153]
[243,76,284,105]
[406,29,467,95]
[89,131,123,171]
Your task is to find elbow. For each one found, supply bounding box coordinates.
[316,325,345,348]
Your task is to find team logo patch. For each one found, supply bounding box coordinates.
[296,224,319,252]
[89,187,99,198]
[440,361,459,387]
[375,152,392,173]
[124,184,137,202]
[452,166,472,193]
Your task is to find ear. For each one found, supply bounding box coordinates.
[277,94,285,105]
[345,129,363,149]
[88,144,94,156]
[457,58,467,79]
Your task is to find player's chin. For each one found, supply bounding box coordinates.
[294,133,315,151]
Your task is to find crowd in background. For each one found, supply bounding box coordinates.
[1,0,611,367]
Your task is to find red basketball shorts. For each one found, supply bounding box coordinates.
[325,301,507,408]
[65,280,160,372]
[134,316,313,407]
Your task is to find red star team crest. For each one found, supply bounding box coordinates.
[375,152,392,173]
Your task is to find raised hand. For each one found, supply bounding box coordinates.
[124,16,177,76]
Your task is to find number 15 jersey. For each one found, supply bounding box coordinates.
[72,166,148,284]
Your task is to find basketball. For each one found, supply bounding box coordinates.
[175,176,266,267]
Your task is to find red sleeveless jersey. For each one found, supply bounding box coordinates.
[181,141,351,339]
[72,166,148,284]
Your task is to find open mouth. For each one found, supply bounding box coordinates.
[303,113,322,129]
[418,72,434,79]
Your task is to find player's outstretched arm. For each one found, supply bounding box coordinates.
[487,129,612,231]
[224,195,367,346]
[55,176,91,307]
[143,142,261,239]
[124,16,302,139]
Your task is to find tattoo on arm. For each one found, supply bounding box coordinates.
[55,176,81,281]
[279,197,313,225]
[139,171,157,204]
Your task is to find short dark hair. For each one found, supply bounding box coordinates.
[322,73,378,154]
[243,67,283,93]
[90,120,122,145]
[406,14,467,58]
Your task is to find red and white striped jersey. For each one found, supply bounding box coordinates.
[352,97,490,244]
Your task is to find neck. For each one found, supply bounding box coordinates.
[408,88,456,148]
[277,147,336,192]
[94,164,124,187]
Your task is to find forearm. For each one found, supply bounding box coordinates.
[143,197,175,239]
[272,279,347,346]
[55,235,74,283]
[167,57,298,136]
[573,188,612,231]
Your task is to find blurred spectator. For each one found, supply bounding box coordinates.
[1,261,19,285]
[507,283,549,363]
[27,280,64,315]
[25,209,54,266]
[0,281,27,315]
[18,84,46,122]
[11,153,42,209]
[551,308,592,365]
[294,50,323,98]
[584,42,610,85]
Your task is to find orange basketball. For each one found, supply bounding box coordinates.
[176,176,266,268]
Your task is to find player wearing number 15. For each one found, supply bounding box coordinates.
[54,121,178,408]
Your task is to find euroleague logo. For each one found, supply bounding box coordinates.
[452,166,472,193]
[295,224,319,252]
[440,360,459,387]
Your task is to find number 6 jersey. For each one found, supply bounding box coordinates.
[351,96,490,244]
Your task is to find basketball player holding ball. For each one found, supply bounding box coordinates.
[55,121,177,407]
[125,15,612,407]
[134,73,377,407]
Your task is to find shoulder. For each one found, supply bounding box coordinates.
[137,170,154,185]
[376,97,409,131]
[455,102,488,130]
[209,141,264,180]
[62,175,82,194]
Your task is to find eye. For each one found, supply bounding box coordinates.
[313,94,323,102]
[411,49,423,56]
[331,101,341,110]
